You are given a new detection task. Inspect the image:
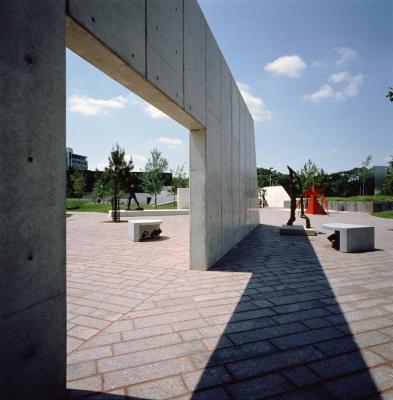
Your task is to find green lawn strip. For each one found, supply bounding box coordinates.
[66,213,72,218]
[328,195,393,202]
[66,199,177,213]
[372,211,393,219]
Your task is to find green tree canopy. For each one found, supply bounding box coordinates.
[170,164,189,204]
[299,159,320,190]
[387,87,393,102]
[93,171,107,203]
[381,156,393,195]
[141,148,168,208]
[70,167,86,198]
[103,143,133,199]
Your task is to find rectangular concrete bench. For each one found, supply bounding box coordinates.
[128,220,163,242]
[322,223,374,252]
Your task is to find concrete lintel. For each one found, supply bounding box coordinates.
[66,16,204,131]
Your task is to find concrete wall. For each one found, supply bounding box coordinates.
[1,1,258,397]
[0,1,66,399]
[66,0,259,269]
[262,185,290,208]
[177,188,190,209]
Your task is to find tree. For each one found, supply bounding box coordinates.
[257,167,280,188]
[360,154,373,196]
[70,167,86,198]
[381,156,393,195]
[387,87,393,102]
[299,159,320,190]
[141,148,168,208]
[93,171,107,203]
[170,164,188,204]
[103,144,133,219]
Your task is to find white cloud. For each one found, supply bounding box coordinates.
[334,46,357,67]
[69,95,128,115]
[144,104,169,119]
[237,82,272,122]
[328,71,363,101]
[158,137,183,146]
[303,84,334,103]
[265,55,306,78]
[312,60,329,68]
[305,71,363,103]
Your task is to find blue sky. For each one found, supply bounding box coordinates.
[66,0,393,173]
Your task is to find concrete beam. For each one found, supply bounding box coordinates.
[66,9,203,131]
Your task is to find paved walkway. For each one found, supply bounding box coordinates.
[67,210,393,399]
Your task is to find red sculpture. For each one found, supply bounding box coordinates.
[303,181,329,215]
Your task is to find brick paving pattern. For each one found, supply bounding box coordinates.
[66,210,393,399]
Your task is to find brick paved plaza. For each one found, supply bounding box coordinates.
[66,209,393,399]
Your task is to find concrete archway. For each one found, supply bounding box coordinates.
[0,1,258,398]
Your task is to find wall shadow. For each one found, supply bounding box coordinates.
[67,389,140,399]
[191,223,383,399]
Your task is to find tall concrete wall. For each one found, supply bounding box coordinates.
[0,1,66,399]
[1,1,258,397]
[65,0,259,268]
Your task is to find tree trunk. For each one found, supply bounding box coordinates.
[155,193,157,209]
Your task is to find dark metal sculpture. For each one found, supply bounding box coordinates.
[286,166,311,229]
[127,177,142,210]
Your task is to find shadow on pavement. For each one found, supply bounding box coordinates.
[191,223,383,399]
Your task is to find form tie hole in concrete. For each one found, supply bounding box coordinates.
[91,17,95,22]
[22,344,36,360]
[28,255,33,261]
[28,156,33,163]
[156,25,158,30]
[156,76,159,81]
[24,54,33,65]
[131,53,135,58]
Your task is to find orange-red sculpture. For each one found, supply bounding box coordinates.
[303,181,329,215]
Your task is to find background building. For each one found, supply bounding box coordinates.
[66,147,88,170]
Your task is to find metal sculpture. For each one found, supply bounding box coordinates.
[303,181,328,215]
[127,176,142,210]
[287,166,311,229]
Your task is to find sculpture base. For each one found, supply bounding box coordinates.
[280,225,317,236]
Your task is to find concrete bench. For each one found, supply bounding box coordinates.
[322,223,374,252]
[128,219,163,242]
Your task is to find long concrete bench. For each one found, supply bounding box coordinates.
[322,223,374,252]
[128,219,163,242]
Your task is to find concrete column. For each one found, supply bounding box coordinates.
[189,129,208,269]
[0,1,66,399]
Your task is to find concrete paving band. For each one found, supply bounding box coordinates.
[0,0,258,398]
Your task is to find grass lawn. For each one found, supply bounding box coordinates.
[66,213,72,218]
[66,199,177,213]
[328,195,393,202]
[372,211,393,219]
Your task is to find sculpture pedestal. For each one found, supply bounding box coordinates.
[280,225,316,236]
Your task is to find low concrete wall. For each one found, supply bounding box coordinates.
[262,186,290,208]
[283,200,393,213]
[177,188,190,209]
[328,201,393,213]
[109,209,189,218]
